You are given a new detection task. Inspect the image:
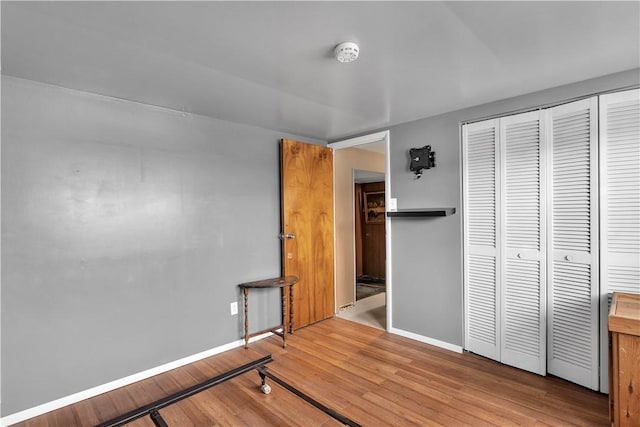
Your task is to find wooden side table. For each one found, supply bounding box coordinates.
[238,276,298,349]
[609,292,640,427]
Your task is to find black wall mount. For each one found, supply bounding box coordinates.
[409,145,436,179]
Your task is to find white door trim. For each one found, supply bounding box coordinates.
[329,130,392,331]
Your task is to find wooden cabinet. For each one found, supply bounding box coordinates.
[609,292,640,427]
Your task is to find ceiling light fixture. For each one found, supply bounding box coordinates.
[334,41,359,63]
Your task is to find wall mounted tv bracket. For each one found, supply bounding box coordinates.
[409,145,436,179]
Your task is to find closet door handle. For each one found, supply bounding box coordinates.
[565,255,573,262]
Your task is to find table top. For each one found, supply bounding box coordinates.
[239,276,299,289]
[609,292,640,336]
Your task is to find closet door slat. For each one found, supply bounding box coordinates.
[547,97,599,390]
[599,88,640,393]
[500,111,546,376]
[463,119,501,361]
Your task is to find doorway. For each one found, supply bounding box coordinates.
[349,172,386,329]
[330,131,391,331]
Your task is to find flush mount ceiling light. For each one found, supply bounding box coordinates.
[334,41,359,63]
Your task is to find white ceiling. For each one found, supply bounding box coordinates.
[354,169,385,184]
[2,1,639,141]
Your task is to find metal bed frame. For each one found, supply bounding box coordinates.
[95,354,361,427]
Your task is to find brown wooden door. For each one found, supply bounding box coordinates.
[358,182,386,280]
[281,139,334,329]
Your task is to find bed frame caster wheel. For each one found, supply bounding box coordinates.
[261,383,271,394]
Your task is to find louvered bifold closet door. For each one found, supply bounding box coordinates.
[463,119,500,361]
[500,111,546,375]
[599,89,640,394]
[547,98,599,390]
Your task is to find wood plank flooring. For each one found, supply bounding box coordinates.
[12,317,608,426]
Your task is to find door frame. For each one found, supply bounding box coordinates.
[329,130,392,331]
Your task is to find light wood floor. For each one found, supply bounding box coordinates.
[13,317,608,426]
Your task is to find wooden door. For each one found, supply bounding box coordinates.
[354,184,364,277]
[281,139,335,329]
[360,182,386,279]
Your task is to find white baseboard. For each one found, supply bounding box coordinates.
[0,332,273,427]
[389,327,463,354]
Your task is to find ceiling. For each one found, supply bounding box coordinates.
[354,169,385,184]
[2,1,639,141]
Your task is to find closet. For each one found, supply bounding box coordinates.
[463,88,639,392]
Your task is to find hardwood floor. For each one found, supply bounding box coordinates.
[13,318,608,426]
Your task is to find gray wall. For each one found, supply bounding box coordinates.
[383,68,639,346]
[0,76,324,415]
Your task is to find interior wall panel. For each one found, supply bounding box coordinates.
[0,76,324,415]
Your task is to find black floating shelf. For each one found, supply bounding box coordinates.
[386,208,456,218]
